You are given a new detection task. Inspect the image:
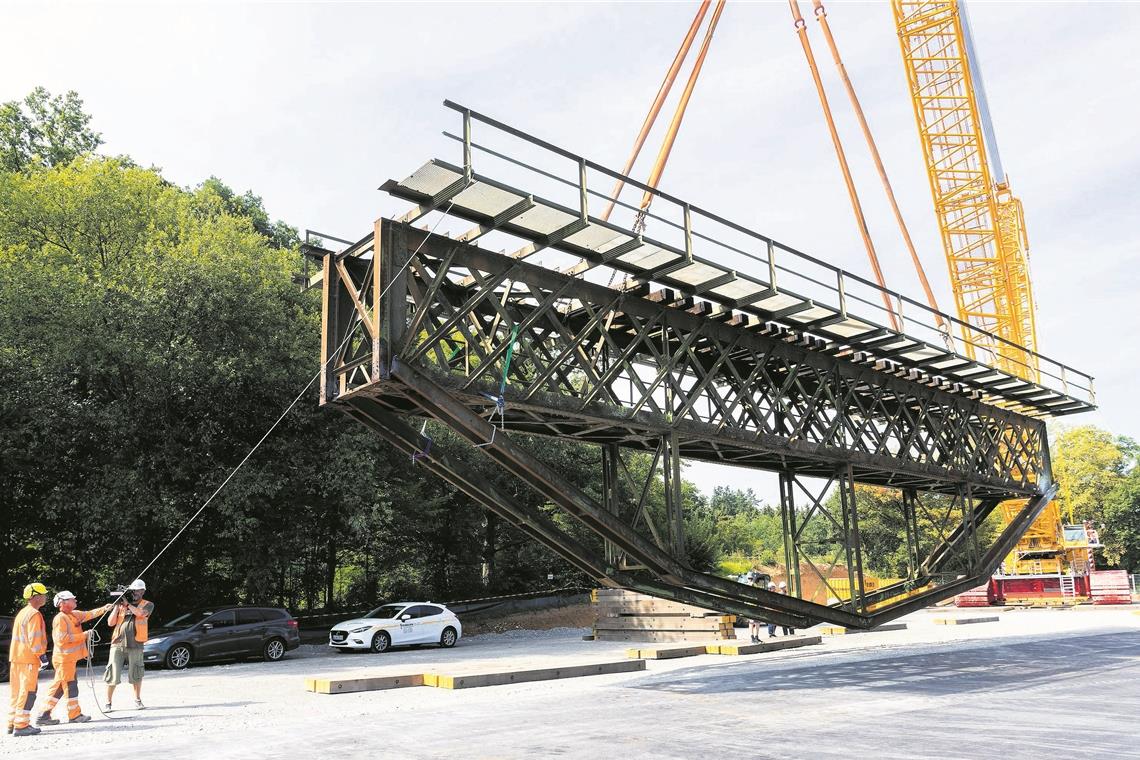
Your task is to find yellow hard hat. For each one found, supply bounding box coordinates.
[23,582,48,600]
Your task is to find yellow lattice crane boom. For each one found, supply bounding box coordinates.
[892,0,1037,381]
[893,1,1101,603]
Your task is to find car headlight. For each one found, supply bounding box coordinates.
[349,626,371,634]
[145,637,167,645]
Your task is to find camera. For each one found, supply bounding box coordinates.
[108,585,138,607]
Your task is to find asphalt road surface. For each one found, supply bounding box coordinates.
[5,607,1138,759]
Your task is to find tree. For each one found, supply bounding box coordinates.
[1104,468,1140,571]
[0,97,600,613]
[0,87,102,172]
[1051,426,1137,528]
[193,177,299,250]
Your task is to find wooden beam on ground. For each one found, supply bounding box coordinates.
[819,623,908,636]
[305,673,424,694]
[422,660,644,690]
[932,616,999,626]
[625,645,710,660]
[707,635,822,655]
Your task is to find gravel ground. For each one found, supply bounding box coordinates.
[4,606,1137,759]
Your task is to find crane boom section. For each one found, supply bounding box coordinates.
[892,0,1037,380]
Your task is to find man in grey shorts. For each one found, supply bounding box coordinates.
[103,579,154,711]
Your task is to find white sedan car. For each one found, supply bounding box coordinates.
[329,602,462,653]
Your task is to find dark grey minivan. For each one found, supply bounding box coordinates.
[143,605,300,669]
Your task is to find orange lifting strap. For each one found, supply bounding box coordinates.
[602,0,726,226]
[788,0,899,331]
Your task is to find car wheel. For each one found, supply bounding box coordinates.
[370,631,391,654]
[263,637,287,662]
[440,626,458,648]
[165,644,193,670]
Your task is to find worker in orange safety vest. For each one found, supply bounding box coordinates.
[36,591,113,726]
[8,582,50,737]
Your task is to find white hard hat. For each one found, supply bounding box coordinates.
[53,590,76,606]
[128,579,146,591]
[778,581,787,589]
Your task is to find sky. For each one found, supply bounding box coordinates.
[4,0,1139,504]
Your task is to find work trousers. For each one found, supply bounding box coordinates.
[7,662,39,730]
[42,658,82,720]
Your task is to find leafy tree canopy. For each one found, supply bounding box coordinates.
[0,87,102,172]
[1051,425,1137,526]
[1051,425,1138,568]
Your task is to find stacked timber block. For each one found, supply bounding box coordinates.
[1090,570,1132,605]
[954,584,992,608]
[592,589,735,643]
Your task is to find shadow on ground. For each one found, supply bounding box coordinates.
[628,630,1140,697]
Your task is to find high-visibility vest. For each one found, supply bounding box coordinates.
[52,609,103,662]
[8,605,47,664]
[109,599,150,644]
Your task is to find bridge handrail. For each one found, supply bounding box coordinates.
[439,100,1094,411]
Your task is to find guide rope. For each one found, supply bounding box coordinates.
[72,186,469,719]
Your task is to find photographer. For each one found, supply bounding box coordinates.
[103,579,153,711]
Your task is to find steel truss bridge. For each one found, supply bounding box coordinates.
[307,102,1094,630]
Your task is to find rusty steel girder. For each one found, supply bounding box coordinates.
[310,217,1059,629]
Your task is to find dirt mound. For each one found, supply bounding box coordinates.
[461,601,594,635]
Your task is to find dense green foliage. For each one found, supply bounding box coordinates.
[0,151,619,614]
[1052,425,1138,567]
[0,90,729,618]
[0,87,101,173]
[2,90,1137,622]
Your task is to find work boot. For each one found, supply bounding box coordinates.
[13,725,42,736]
[36,713,60,726]
[69,714,92,724]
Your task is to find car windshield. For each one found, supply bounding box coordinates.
[161,610,219,629]
[365,604,407,620]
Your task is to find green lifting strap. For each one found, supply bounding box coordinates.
[499,324,520,397]
[477,325,520,448]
